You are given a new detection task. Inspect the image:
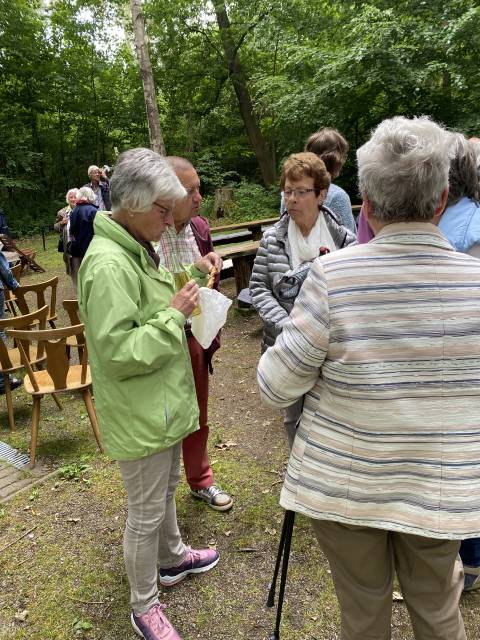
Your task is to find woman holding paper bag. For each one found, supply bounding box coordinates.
[78,148,220,640]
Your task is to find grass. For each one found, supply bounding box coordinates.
[0,234,479,639]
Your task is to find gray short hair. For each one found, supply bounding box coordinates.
[447,134,480,206]
[469,139,480,178]
[77,186,96,204]
[109,148,186,214]
[65,188,79,203]
[87,165,100,178]
[357,116,455,222]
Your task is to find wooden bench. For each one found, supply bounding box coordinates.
[217,239,260,295]
[212,216,278,243]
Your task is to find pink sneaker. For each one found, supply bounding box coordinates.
[159,546,219,586]
[131,603,181,640]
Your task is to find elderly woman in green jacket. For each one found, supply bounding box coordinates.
[78,148,222,640]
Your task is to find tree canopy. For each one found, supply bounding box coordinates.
[1,0,479,233]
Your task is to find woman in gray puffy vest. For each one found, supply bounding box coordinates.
[250,152,355,447]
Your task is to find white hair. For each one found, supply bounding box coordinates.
[357,116,455,222]
[65,188,79,203]
[109,148,186,214]
[87,165,100,178]
[77,186,97,204]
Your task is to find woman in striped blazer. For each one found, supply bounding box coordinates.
[258,116,480,640]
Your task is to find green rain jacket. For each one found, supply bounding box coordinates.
[78,212,207,461]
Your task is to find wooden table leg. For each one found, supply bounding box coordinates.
[232,255,255,296]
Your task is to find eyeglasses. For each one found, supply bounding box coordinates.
[284,188,316,199]
[153,201,172,216]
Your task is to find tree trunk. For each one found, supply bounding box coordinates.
[213,1,276,186]
[130,0,166,155]
[213,186,234,219]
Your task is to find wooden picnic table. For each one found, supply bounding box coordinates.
[217,239,260,295]
[212,216,278,241]
[214,206,362,297]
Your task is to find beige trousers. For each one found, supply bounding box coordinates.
[118,443,187,613]
[311,519,466,640]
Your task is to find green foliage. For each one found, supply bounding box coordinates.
[228,181,279,220]
[58,462,92,482]
[201,180,278,222]
[1,0,480,223]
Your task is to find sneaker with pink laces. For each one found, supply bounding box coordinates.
[159,546,219,586]
[131,603,181,640]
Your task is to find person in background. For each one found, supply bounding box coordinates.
[156,156,233,512]
[0,252,21,393]
[257,116,480,640]
[251,151,355,447]
[68,186,98,288]
[0,208,12,237]
[280,127,356,232]
[358,133,480,248]
[439,134,480,257]
[54,188,79,274]
[469,136,480,176]
[437,133,480,591]
[84,165,111,211]
[78,148,221,640]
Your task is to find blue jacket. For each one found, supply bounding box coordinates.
[0,252,19,292]
[69,201,99,258]
[439,196,480,253]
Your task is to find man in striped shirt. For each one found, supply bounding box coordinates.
[156,157,233,512]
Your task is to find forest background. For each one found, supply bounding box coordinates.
[1,0,479,236]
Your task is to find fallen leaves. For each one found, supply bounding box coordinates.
[214,441,238,450]
[14,609,28,623]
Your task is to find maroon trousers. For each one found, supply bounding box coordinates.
[183,335,214,490]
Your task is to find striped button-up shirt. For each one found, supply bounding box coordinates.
[258,222,480,539]
[156,223,201,272]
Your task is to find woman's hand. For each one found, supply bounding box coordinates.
[194,252,223,274]
[170,280,199,318]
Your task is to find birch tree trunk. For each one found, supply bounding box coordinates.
[213,0,276,186]
[130,0,166,155]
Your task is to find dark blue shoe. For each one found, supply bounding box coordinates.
[464,568,480,592]
[0,377,22,394]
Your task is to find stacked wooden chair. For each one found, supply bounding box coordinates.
[0,306,49,431]
[7,319,103,468]
[13,276,58,328]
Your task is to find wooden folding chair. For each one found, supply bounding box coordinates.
[0,305,49,431]
[14,276,58,328]
[4,262,22,316]
[62,299,84,362]
[0,234,45,274]
[6,323,103,468]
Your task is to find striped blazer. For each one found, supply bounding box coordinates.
[257,222,480,539]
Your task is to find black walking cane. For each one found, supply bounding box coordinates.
[266,509,296,640]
